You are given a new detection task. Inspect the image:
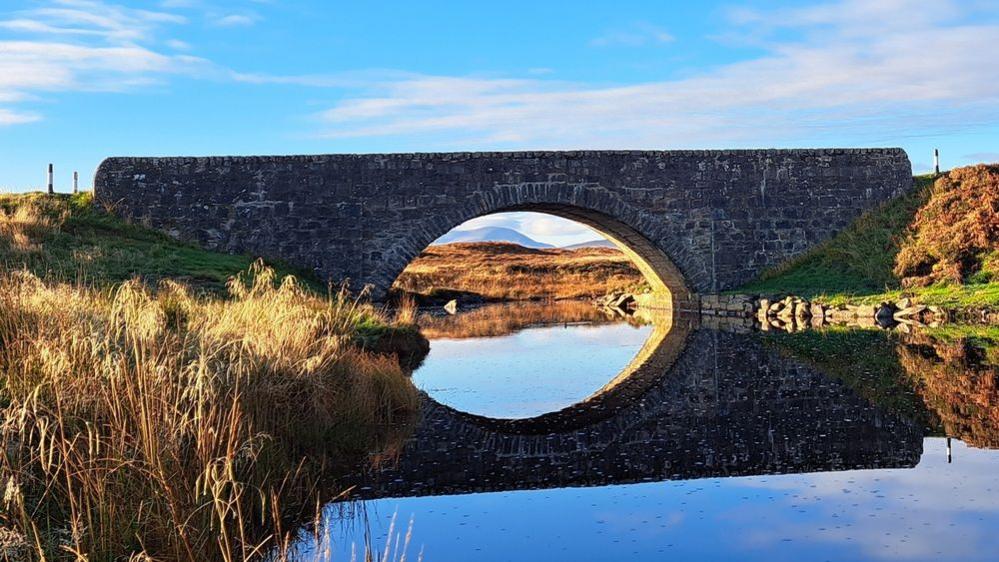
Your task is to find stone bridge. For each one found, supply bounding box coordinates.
[347,327,923,500]
[94,149,912,306]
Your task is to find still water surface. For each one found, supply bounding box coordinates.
[412,321,651,419]
[298,302,999,561]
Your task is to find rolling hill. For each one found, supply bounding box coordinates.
[432,227,553,248]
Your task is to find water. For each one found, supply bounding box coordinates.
[295,302,999,561]
[412,321,651,418]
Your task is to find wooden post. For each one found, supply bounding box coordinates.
[947,437,952,464]
[73,171,79,194]
[47,163,54,194]
[934,149,940,175]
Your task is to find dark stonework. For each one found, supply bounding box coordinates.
[94,149,912,299]
[346,328,923,500]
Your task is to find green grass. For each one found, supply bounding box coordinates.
[737,173,999,308]
[1,191,320,292]
[814,282,999,308]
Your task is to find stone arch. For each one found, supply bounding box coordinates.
[370,188,696,308]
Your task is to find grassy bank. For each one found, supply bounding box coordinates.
[739,166,999,309]
[393,241,648,302]
[739,173,934,297]
[0,194,426,560]
[0,192,315,292]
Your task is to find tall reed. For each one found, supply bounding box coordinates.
[0,262,419,561]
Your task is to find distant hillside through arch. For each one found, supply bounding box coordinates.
[432,227,617,250]
[432,226,554,249]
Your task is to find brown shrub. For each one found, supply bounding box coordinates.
[895,164,999,287]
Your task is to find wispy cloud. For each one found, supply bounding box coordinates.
[165,38,190,50]
[229,69,420,88]
[0,107,40,125]
[0,0,207,126]
[212,13,257,27]
[590,22,675,47]
[311,0,999,149]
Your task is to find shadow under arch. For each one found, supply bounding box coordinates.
[377,197,697,309]
[422,310,696,435]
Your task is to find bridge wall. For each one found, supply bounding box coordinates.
[94,149,911,299]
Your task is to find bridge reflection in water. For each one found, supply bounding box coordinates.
[347,310,923,500]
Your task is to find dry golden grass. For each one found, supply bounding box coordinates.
[0,200,66,254]
[0,263,420,561]
[393,242,648,301]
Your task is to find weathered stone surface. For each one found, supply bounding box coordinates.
[94,149,912,299]
[794,301,811,321]
[809,302,826,320]
[612,293,636,309]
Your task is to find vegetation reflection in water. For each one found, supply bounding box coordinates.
[291,302,999,561]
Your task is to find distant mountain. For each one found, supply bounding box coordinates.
[561,239,617,250]
[432,227,554,249]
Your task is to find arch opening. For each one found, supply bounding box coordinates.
[387,207,694,426]
[386,203,694,310]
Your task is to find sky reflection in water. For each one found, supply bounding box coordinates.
[412,321,651,419]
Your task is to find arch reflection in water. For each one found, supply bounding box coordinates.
[347,311,923,500]
[411,301,671,422]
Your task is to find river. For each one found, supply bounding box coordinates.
[291,301,999,562]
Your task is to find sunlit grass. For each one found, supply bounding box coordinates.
[394,242,648,301]
[0,263,420,560]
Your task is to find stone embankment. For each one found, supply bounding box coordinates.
[700,294,951,332]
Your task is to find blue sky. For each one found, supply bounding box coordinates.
[1,0,998,244]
